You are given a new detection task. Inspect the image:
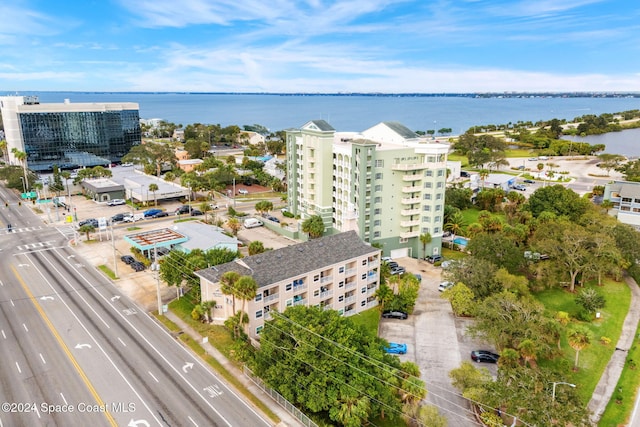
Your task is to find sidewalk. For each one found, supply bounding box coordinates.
[588,274,640,424]
[162,311,302,427]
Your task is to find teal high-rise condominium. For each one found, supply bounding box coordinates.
[0,96,141,171]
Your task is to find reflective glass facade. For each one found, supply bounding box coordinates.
[18,109,141,171]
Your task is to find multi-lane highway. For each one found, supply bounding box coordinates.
[0,189,271,426]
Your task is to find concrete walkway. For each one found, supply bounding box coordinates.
[588,274,640,425]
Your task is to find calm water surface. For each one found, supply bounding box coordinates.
[9,91,640,156]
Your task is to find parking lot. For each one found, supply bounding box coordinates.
[378,257,496,426]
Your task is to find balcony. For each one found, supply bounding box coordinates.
[264,293,279,303]
[293,283,307,291]
[400,208,420,216]
[391,163,427,171]
[367,274,379,283]
[345,268,357,276]
[320,275,333,283]
[320,290,333,298]
[402,185,422,193]
[293,298,307,306]
[367,300,379,308]
[400,230,420,239]
[401,197,421,204]
[367,286,378,294]
[402,174,422,182]
[400,219,420,227]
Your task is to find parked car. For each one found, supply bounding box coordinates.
[130,261,146,272]
[152,211,169,218]
[438,281,454,292]
[120,255,135,264]
[390,266,406,275]
[386,261,399,269]
[471,350,500,363]
[426,254,443,264]
[384,343,407,355]
[78,218,98,228]
[190,209,203,216]
[266,215,280,223]
[523,179,535,184]
[111,213,126,223]
[528,157,538,161]
[440,260,453,269]
[243,218,263,228]
[237,189,249,195]
[143,208,163,218]
[511,184,527,191]
[107,199,126,206]
[381,256,392,263]
[175,205,191,215]
[122,213,144,223]
[382,310,408,320]
[209,203,220,210]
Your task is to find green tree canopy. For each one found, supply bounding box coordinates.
[301,215,325,239]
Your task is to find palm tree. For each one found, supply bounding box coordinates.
[374,284,394,313]
[444,211,467,241]
[479,169,489,189]
[78,224,95,241]
[219,271,240,315]
[419,232,432,259]
[148,183,159,206]
[11,148,28,190]
[568,326,592,370]
[301,215,324,239]
[235,275,258,335]
[227,217,241,236]
[333,395,370,427]
[0,139,8,163]
[518,339,538,368]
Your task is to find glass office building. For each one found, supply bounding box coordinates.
[0,96,141,171]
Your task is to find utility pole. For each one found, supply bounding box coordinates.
[155,244,163,317]
[111,225,118,279]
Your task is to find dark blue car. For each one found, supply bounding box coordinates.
[143,208,163,218]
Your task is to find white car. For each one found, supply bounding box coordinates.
[438,281,454,292]
[238,189,249,195]
[107,199,126,206]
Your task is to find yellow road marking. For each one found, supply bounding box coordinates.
[11,265,117,426]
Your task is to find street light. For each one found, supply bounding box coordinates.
[552,381,576,401]
[19,176,26,194]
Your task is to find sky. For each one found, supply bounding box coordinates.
[0,0,639,93]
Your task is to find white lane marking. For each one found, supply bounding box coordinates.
[25,251,162,426]
[10,299,14,307]
[15,362,21,373]
[188,416,198,426]
[1,330,6,339]
[39,353,46,364]
[148,371,159,383]
[60,393,68,405]
[23,323,29,332]
[118,337,127,347]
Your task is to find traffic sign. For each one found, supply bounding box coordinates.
[21,191,37,199]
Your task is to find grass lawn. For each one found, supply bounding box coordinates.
[350,307,381,337]
[505,148,536,157]
[535,279,631,403]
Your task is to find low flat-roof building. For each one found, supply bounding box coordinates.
[196,231,381,339]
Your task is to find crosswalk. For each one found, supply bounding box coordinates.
[1,225,44,235]
[16,241,57,251]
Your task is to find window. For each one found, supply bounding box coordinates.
[424,182,432,188]
[399,237,408,243]
[373,231,380,238]
[255,293,262,302]
[361,300,366,307]
[374,220,381,226]
[434,227,440,233]
[422,216,431,222]
[437,182,443,188]
[339,266,345,273]
[424,194,431,200]
[361,274,366,280]
[436,193,442,200]
[375,172,383,179]
[256,326,263,334]
[314,274,319,282]
[375,160,384,167]
[314,289,320,297]
[435,205,442,211]
[255,310,263,319]
[422,227,430,233]
[361,287,366,294]
[339,281,344,288]
[374,208,381,215]
[425,170,433,177]
[375,185,382,191]
[285,283,292,292]
[362,259,367,266]
[375,197,382,203]
[286,298,293,307]
[435,216,441,222]
[437,170,444,176]
[423,205,431,211]
[338,295,344,302]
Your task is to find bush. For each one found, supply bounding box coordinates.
[600,336,612,345]
[283,210,294,218]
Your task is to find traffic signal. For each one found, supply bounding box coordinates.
[4,202,7,207]
[18,201,21,206]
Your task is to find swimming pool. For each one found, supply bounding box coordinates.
[453,237,468,246]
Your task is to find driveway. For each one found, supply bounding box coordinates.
[378,257,494,427]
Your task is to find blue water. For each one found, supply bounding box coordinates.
[453,237,468,246]
[6,91,640,155]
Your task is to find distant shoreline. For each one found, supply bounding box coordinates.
[4,90,640,99]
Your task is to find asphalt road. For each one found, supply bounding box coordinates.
[0,188,271,427]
